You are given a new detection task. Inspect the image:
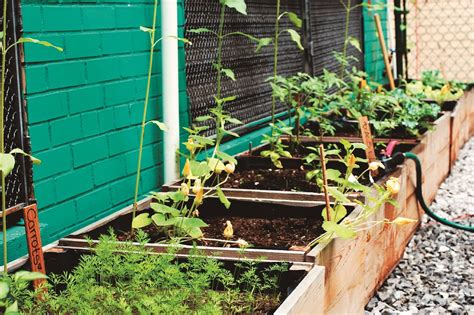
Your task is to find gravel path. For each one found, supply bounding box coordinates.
[366,137,474,314]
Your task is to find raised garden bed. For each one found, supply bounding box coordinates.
[59,197,357,264]
[163,138,415,207]
[449,92,471,167]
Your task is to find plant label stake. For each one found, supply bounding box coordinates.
[319,145,331,221]
[23,204,46,288]
[374,13,395,90]
[358,116,378,177]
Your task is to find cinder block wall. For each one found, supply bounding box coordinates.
[2,0,188,263]
[363,0,390,84]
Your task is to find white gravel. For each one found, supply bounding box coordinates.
[366,137,474,314]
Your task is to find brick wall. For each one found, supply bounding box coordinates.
[2,0,188,263]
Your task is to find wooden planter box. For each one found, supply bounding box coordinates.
[287,112,451,313]
[163,137,417,207]
[450,94,471,167]
[466,88,474,137]
[29,113,451,314]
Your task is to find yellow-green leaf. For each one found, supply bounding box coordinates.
[132,213,152,229]
[285,29,304,50]
[18,37,63,52]
[216,186,231,209]
[322,221,356,239]
[0,153,15,176]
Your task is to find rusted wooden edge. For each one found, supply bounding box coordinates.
[162,183,363,207]
[71,197,152,235]
[57,238,316,264]
[279,135,420,145]
[0,202,26,217]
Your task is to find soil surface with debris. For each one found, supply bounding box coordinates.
[366,138,474,314]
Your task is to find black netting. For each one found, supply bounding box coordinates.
[1,0,31,209]
[185,0,305,136]
[308,0,364,76]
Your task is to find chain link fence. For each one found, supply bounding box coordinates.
[1,0,32,210]
[406,0,474,82]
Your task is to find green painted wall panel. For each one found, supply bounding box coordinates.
[363,0,389,84]
[1,0,189,263]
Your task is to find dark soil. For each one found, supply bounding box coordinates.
[223,168,320,192]
[114,213,325,250]
[201,216,325,249]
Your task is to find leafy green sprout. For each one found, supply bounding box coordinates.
[187,0,272,158]
[130,0,191,235]
[132,125,236,240]
[13,235,287,314]
[269,2,304,131]
[304,140,412,247]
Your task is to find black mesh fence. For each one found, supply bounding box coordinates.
[184,0,305,136]
[184,0,365,136]
[1,0,32,210]
[405,0,473,82]
[308,0,364,76]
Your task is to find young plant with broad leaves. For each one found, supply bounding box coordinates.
[0,2,62,271]
[405,70,466,105]
[130,0,190,233]
[187,0,272,157]
[305,139,415,246]
[132,125,237,240]
[260,2,304,165]
[268,0,304,128]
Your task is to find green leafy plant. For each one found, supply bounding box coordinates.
[269,1,303,128]
[1,1,61,271]
[0,270,47,313]
[132,126,236,240]
[305,140,414,246]
[131,0,190,233]
[406,70,466,105]
[260,122,293,168]
[188,0,271,156]
[18,234,287,314]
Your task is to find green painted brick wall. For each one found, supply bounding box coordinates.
[1,0,189,263]
[363,0,390,84]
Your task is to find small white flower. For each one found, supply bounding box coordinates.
[369,161,385,171]
[348,174,358,184]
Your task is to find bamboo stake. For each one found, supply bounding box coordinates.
[319,144,331,221]
[374,13,396,90]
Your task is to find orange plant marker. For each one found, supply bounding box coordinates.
[23,204,46,289]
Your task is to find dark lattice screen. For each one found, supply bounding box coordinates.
[1,0,32,209]
[185,0,305,136]
[308,0,364,75]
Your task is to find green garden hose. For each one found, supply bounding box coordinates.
[403,152,474,232]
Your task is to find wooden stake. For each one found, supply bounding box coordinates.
[374,13,396,90]
[319,144,331,221]
[358,116,378,177]
[22,204,46,289]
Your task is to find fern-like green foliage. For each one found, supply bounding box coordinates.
[11,232,287,314]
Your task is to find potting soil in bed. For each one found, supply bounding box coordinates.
[223,168,320,192]
[115,215,325,250]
